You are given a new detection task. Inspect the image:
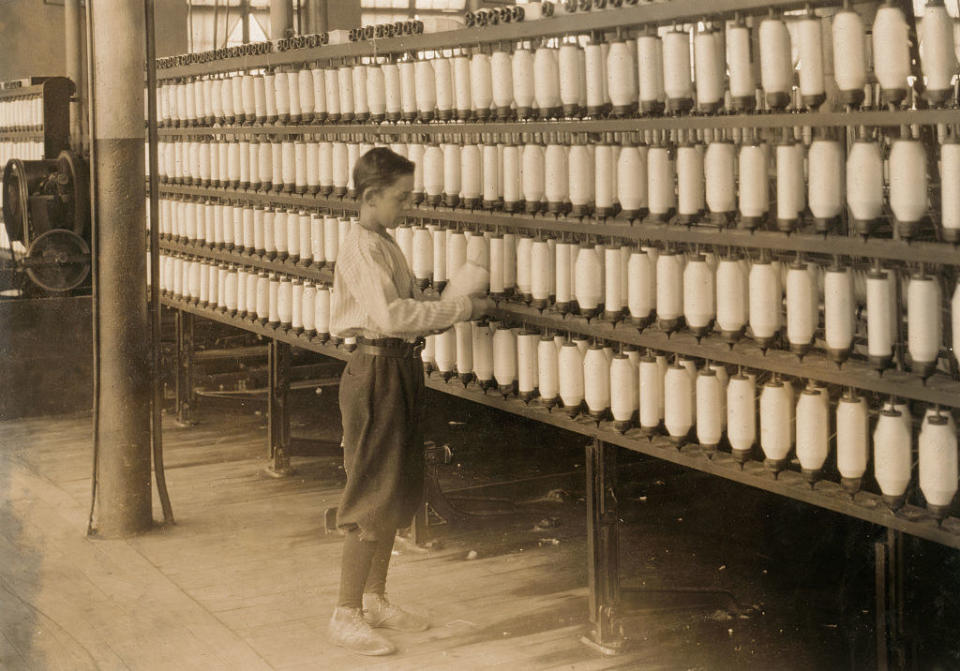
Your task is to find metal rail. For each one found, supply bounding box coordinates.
[159,294,960,550]
[155,238,960,407]
[155,184,960,266]
[157,108,960,136]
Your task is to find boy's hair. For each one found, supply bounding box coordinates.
[353,147,415,200]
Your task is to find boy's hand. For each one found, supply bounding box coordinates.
[469,296,497,321]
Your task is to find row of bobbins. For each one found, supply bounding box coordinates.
[417,322,959,517]
[152,126,960,242]
[153,1,960,128]
[154,251,343,344]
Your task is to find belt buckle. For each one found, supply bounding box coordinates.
[413,337,426,356]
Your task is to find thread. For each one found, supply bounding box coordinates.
[907,273,942,377]
[836,391,868,492]
[832,8,867,105]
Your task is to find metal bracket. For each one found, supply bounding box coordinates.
[265,338,294,477]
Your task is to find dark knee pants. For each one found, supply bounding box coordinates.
[337,351,426,541]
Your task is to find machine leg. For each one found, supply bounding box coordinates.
[582,438,625,654]
[175,310,196,426]
[266,339,294,477]
[875,529,907,671]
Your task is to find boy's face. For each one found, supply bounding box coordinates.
[364,174,414,228]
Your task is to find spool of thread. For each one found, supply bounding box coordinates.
[450,54,471,120]
[414,60,437,121]
[584,42,606,117]
[522,143,545,214]
[759,16,792,109]
[836,390,869,494]
[694,27,723,113]
[663,363,693,443]
[920,0,957,104]
[411,226,433,288]
[517,329,539,401]
[663,29,693,113]
[749,260,780,349]
[382,63,401,121]
[797,15,825,108]
[534,46,561,118]
[559,342,584,416]
[919,411,959,519]
[647,144,675,222]
[423,144,444,206]
[465,231,488,271]
[544,143,569,214]
[637,353,660,434]
[314,284,331,339]
[450,322,473,384]
[785,261,817,356]
[441,143,462,207]
[472,322,494,389]
[775,141,804,232]
[832,8,867,105]
[908,272,942,378]
[583,345,611,419]
[490,49,514,119]
[738,142,768,229]
[245,268,258,316]
[568,144,593,217]
[407,142,425,202]
[873,3,911,105]
[481,142,500,210]
[487,234,505,297]
[716,256,747,343]
[515,235,533,301]
[683,254,714,338]
[727,373,756,463]
[941,138,960,242]
[459,144,481,209]
[434,328,456,379]
[866,267,895,371]
[704,140,736,225]
[600,245,623,321]
[637,33,665,114]
[301,282,316,335]
[331,141,349,197]
[656,250,683,333]
[953,281,960,367]
[760,379,793,475]
[696,368,723,453]
[322,68,340,121]
[606,39,637,116]
[824,265,855,363]
[727,19,756,110]
[847,139,884,236]
[558,43,582,117]
[431,226,447,289]
[323,215,339,267]
[308,67,326,122]
[627,249,655,328]
[873,404,913,509]
[502,144,521,211]
[676,144,704,223]
[366,64,385,121]
[428,57,452,121]
[470,53,493,120]
[554,241,573,313]
[617,145,647,220]
[795,384,829,483]
[446,230,467,278]
[538,335,559,407]
[255,272,268,322]
[575,245,603,318]
[808,137,843,232]
[594,143,615,218]
[531,239,552,310]
[512,46,534,118]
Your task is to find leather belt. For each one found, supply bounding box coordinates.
[356,337,424,359]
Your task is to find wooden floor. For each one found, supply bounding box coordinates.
[0,404,665,671]
[3,393,957,670]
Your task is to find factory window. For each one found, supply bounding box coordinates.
[360,0,466,26]
[186,0,270,53]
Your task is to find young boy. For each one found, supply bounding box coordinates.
[328,148,494,656]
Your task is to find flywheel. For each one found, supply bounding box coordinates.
[23,229,91,293]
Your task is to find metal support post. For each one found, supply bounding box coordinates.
[875,528,907,671]
[175,309,196,426]
[266,339,294,476]
[582,438,625,654]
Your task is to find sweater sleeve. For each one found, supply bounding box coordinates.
[339,235,472,336]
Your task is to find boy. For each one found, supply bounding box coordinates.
[328,148,494,655]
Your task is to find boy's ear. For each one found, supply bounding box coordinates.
[361,187,380,205]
